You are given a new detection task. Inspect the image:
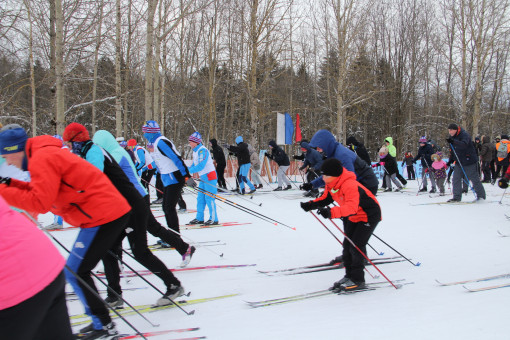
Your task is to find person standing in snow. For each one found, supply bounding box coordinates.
[0,194,73,340]
[413,136,437,193]
[248,143,263,189]
[297,140,323,197]
[479,135,495,183]
[187,132,219,225]
[265,140,292,191]
[383,137,407,187]
[372,146,402,192]
[209,138,227,189]
[142,120,191,230]
[430,153,447,196]
[300,158,381,292]
[0,125,131,340]
[303,129,378,195]
[225,136,257,195]
[446,123,486,202]
[402,152,416,180]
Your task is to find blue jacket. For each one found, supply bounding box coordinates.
[309,130,378,191]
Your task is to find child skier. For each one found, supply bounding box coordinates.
[372,146,402,192]
[431,153,448,196]
[300,158,381,292]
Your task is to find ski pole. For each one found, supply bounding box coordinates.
[308,212,380,279]
[367,243,384,256]
[500,188,507,204]
[196,177,263,207]
[113,249,195,316]
[186,185,296,230]
[371,233,420,266]
[318,214,398,289]
[19,211,156,333]
[449,142,477,198]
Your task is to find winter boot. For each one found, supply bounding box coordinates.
[329,277,351,291]
[75,322,118,340]
[104,295,123,309]
[331,278,366,293]
[246,188,256,194]
[186,219,204,225]
[180,245,196,268]
[283,185,292,190]
[419,187,428,192]
[156,284,185,306]
[447,198,461,203]
[157,239,171,248]
[329,255,343,265]
[429,188,436,193]
[273,187,283,191]
[177,208,187,213]
[384,188,392,192]
[204,220,219,226]
[151,198,163,205]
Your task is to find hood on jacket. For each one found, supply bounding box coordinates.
[300,141,311,150]
[210,139,218,148]
[346,136,359,146]
[25,135,64,160]
[384,137,393,146]
[235,136,243,144]
[93,130,132,165]
[269,140,277,148]
[309,130,337,157]
[481,135,490,144]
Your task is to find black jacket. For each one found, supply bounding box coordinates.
[267,140,290,166]
[346,136,371,165]
[227,142,251,165]
[210,139,226,167]
[413,143,435,169]
[448,127,478,166]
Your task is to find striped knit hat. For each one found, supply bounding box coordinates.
[142,120,161,133]
[188,132,202,144]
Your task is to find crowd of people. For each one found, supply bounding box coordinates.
[1,119,509,340]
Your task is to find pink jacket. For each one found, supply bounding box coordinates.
[0,195,65,310]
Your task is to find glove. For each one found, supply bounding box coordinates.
[317,206,331,219]
[186,177,197,188]
[379,162,385,167]
[293,155,300,160]
[265,152,271,158]
[446,137,454,144]
[498,178,509,189]
[0,177,11,185]
[300,201,317,212]
[300,183,313,191]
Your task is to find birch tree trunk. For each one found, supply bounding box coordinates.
[55,0,65,134]
[115,0,122,136]
[91,0,104,134]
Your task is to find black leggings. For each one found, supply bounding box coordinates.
[342,220,377,283]
[0,271,73,340]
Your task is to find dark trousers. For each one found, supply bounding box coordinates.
[66,213,130,329]
[103,196,180,296]
[144,195,188,255]
[163,181,185,233]
[406,165,415,179]
[216,164,226,188]
[141,169,156,197]
[0,271,73,340]
[156,172,164,199]
[342,220,377,283]
[481,161,492,182]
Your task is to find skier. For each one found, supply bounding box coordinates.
[0,194,73,340]
[430,152,447,196]
[297,140,323,197]
[300,158,381,292]
[64,123,187,312]
[225,136,257,194]
[383,137,407,187]
[127,138,157,196]
[304,129,378,195]
[446,123,486,202]
[413,136,437,193]
[187,132,219,225]
[0,125,131,340]
[479,135,495,183]
[372,146,402,192]
[142,120,191,232]
[248,143,263,189]
[402,152,416,180]
[265,140,291,191]
[209,138,227,189]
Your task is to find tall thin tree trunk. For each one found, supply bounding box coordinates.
[91,0,104,134]
[25,0,37,136]
[55,0,65,134]
[115,0,122,136]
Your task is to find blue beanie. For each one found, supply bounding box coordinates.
[235,136,243,144]
[0,125,28,155]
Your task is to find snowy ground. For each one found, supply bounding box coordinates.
[38,176,510,340]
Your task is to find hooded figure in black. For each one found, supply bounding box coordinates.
[209,139,227,189]
[265,140,291,190]
[346,136,371,166]
[413,137,437,193]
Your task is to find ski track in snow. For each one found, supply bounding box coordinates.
[39,177,510,340]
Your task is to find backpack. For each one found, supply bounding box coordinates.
[497,142,508,159]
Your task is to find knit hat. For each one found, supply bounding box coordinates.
[142,120,161,133]
[419,136,427,143]
[320,158,343,177]
[119,141,127,148]
[188,132,202,144]
[448,123,458,130]
[127,138,137,147]
[63,123,90,142]
[116,137,125,142]
[235,136,243,144]
[0,124,28,155]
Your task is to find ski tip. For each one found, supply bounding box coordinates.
[415,262,421,266]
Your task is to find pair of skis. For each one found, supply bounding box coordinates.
[436,273,510,292]
[77,327,205,340]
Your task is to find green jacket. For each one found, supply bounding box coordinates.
[385,137,397,157]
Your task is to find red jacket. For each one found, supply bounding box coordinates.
[313,169,381,224]
[0,135,131,228]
